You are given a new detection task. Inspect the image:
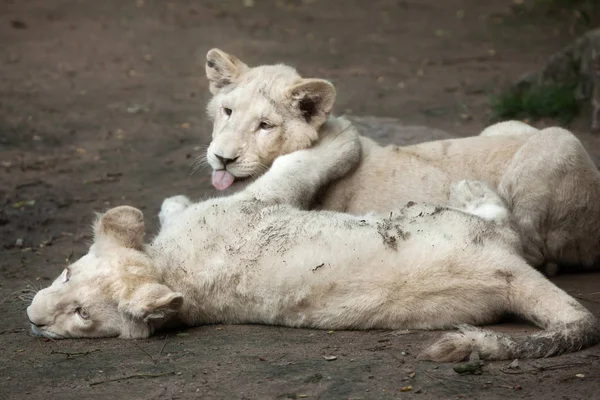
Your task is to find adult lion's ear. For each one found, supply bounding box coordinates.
[120,283,184,322]
[94,206,145,250]
[288,79,336,128]
[205,48,249,94]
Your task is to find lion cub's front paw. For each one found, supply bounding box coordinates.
[313,124,361,179]
[448,180,508,224]
[159,195,192,225]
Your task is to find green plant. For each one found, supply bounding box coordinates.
[490,83,579,123]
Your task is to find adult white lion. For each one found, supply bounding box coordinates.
[27,126,599,362]
[203,48,600,274]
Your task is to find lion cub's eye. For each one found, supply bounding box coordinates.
[259,121,274,130]
[222,107,232,116]
[76,307,90,320]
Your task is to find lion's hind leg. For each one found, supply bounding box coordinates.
[419,264,599,362]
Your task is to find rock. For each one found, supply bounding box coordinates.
[345,116,456,146]
[507,359,519,370]
[513,28,600,131]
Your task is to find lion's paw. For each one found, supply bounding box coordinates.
[159,195,192,225]
[448,180,508,224]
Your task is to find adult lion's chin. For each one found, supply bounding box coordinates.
[30,325,64,339]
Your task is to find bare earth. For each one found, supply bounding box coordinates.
[1,1,599,399]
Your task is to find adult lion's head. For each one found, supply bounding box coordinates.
[26,206,183,339]
[204,48,336,190]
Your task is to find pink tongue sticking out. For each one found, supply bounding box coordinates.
[212,170,235,191]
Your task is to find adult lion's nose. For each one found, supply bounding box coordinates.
[26,308,45,328]
[214,154,239,167]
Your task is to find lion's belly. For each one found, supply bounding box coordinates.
[188,206,514,329]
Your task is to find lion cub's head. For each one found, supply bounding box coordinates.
[204,48,336,190]
[26,206,183,339]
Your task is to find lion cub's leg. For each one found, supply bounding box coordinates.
[499,127,600,273]
[159,195,192,226]
[242,121,361,209]
[447,180,509,226]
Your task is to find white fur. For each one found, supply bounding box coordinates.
[27,126,599,362]
[202,50,600,275]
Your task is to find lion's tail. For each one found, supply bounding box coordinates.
[419,267,600,362]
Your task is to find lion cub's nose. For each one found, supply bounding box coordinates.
[215,154,239,167]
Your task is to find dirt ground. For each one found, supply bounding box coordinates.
[1,0,600,399]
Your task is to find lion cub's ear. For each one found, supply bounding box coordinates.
[94,206,145,250]
[120,283,184,322]
[205,48,249,94]
[288,79,336,128]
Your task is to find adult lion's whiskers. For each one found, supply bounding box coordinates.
[191,155,210,175]
[1,287,39,305]
[193,144,210,151]
[24,279,43,292]
[256,162,270,176]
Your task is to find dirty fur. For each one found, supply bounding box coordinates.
[27,126,599,362]
[203,49,600,274]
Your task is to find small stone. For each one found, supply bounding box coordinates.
[15,238,23,247]
[576,373,585,378]
[323,355,337,361]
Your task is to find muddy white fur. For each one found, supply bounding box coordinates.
[204,49,600,275]
[27,126,599,362]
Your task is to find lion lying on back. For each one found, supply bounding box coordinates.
[203,48,600,274]
[27,126,599,361]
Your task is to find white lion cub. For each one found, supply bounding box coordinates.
[27,125,598,362]
[203,48,600,275]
